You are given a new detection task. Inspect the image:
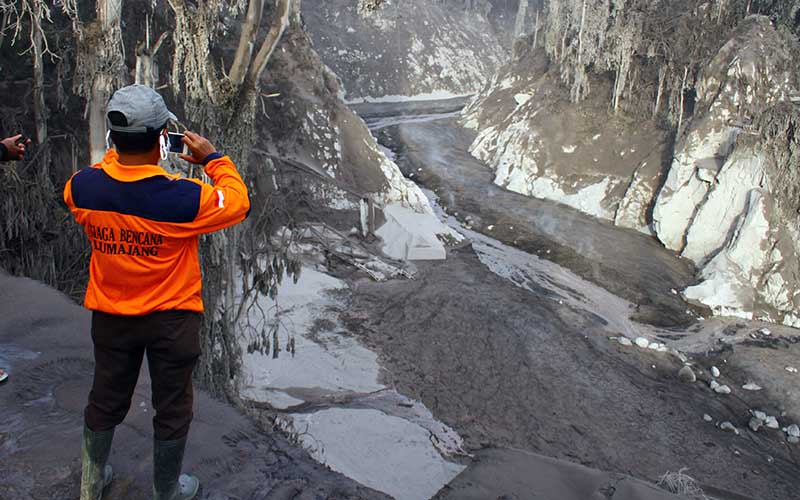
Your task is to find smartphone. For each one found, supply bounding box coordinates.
[167,132,186,154]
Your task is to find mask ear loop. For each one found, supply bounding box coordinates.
[105,130,112,151]
[159,134,168,161]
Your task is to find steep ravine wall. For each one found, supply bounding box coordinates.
[463,15,800,325]
[258,5,434,215]
[463,40,672,232]
[652,17,800,325]
[301,0,509,101]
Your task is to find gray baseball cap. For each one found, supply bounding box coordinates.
[106,84,177,133]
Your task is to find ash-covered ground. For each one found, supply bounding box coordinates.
[348,103,800,500]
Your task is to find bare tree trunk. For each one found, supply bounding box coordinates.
[89,75,111,163]
[533,9,540,49]
[677,66,688,133]
[32,1,47,144]
[575,0,587,101]
[247,0,292,88]
[577,0,586,65]
[653,65,667,118]
[0,9,10,49]
[514,0,529,38]
[86,0,123,164]
[135,17,169,87]
[229,0,264,86]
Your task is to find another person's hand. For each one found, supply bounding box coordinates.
[1,135,31,161]
[179,131,218,165]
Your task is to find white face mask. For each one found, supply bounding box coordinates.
[158,134,168,161]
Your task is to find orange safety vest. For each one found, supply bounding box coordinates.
[64,149,250,315]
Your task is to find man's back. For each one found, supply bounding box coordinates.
[64,149,249,315]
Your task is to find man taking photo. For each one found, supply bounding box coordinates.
[64,84,250,500]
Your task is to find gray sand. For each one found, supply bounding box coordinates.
[0,272,388,500]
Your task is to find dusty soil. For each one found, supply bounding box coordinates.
[434,448,695,500]
[340,246,797,500]
[0,272,389,500]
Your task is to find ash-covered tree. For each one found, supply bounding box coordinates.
[0,0,86,291]
[541,0,799,127]
[2,0,297,398]
[1,0,78,144]
[73,0,125,164]
[168,0,294,398]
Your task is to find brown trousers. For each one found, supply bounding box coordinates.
[85,310,202,441]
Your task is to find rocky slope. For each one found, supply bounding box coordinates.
[258,3,434,215]
[301,0,509,101]
[461,14,800,325]
[652,16,800,325]
[462,40,671,231]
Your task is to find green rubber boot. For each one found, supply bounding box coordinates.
[79,424,114,500]
[152,437,199,500]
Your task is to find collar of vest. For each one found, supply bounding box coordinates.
[97,149,181,182]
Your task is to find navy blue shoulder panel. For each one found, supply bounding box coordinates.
[71,168,202,224]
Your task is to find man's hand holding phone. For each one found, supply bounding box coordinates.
[178,131,218,165]
[1,134,31,161]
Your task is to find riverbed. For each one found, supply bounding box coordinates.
[355,105,799,499]
[235,104,800,499]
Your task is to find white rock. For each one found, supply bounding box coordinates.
[719,421,739,435]
[710,380,732,394]
[648,342,661,350]
[376,205,452,261]
[703,414,713,422]
[749,418,763,432]
[711,366,721,378]
[765,416,780,429]
[617,337,633,347]
[787,424,800,438]
[789,436,799,444]
[634,337,650,348]
[742,382,762,391]
[514,93,532,106]
[752,411,768,421]
[758,328,771,336]
[487,225,495,231]
[678,366,696,383]
[786,366,798,374]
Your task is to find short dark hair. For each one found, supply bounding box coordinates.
[108,111,165,154]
